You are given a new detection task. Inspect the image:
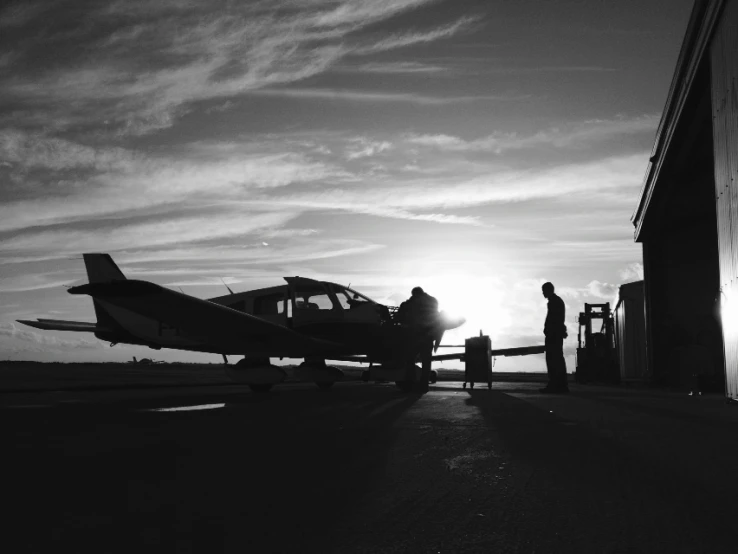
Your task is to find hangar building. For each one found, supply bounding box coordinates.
[633,0,738,398]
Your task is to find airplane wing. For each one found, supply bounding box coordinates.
[17,319,104,333]
[431,345,546,362]
[325,345,546,364]
[67,280,337,357]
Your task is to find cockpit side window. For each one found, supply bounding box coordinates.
[333,289,353,310]
[253,293,285,316]
[293,283,338,311]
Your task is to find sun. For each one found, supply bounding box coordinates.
[424,274,512,341]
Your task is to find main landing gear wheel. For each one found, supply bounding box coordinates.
[249,384,273,393]
[361,370,370,382]
[316,382,334,390]
[429,370,437,384]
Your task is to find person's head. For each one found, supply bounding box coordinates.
[411,286,424,297]
[541,282,555,299]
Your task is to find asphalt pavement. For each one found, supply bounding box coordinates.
[3,380,738,553]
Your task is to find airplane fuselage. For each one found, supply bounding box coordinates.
[66,277,456,364]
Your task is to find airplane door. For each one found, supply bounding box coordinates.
[286,277,343,330]
[250,291,289,328]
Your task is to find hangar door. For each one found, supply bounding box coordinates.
[711,0,738,399]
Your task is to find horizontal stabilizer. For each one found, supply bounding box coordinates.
[491,345,546,357]
[17,319,102,333]
[431,344,546,362]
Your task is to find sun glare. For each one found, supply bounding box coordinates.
[424,274,512,341]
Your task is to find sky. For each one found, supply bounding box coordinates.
[0,0,694,370]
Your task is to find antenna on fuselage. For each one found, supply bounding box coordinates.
[220,278,235,295]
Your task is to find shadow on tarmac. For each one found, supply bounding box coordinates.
[3,387,421,553]
[463,389,737,554]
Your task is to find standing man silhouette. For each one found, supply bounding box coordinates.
[541,282,569,393]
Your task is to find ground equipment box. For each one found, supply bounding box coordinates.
[463,334,492,389]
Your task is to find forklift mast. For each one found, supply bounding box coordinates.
[577,303,614,350]
[575,303,618,383]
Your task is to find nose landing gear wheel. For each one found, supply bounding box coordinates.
[249,384,273,393]
[316,382,334,390]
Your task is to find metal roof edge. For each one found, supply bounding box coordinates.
[632,0,726,242]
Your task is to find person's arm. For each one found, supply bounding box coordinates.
[544,301,552,333]
[556,297,566,326]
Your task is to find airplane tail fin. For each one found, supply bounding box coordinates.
[83,253,126,283]
[81,254,129,336]
[18,254,132,344]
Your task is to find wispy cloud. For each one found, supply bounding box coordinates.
[0,273,79,293]
[585,280,619,300]
[406,134,464,147]
[480,65,618,74]
[406,115,660,153]
[251,153,649,216]
[1,211,300,256]
[619,262,644,281]
[354,16,480,54]
[0,0,458,136]
[0,1,47,28]
[0,128,136,171]
[249,87,503,105]
[346,138,392,159]
[353,61,446,74]
[0,132,341,233]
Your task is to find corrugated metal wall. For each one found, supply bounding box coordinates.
[614,282,648,381]
[711,0,738,399]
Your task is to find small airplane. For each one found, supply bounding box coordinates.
[128,356,164,365]
[19,254,544,392]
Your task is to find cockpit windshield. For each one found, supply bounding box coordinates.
[332,285,375,310]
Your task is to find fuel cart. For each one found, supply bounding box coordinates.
[462,333,492,389]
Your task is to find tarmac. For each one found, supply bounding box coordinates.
[3,365,738,553]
